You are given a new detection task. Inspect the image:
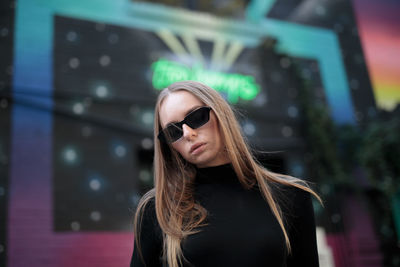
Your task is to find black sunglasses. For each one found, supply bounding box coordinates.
[158,106,212,143]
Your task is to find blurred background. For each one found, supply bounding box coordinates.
[1,0,399,266]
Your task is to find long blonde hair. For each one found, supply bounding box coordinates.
[134,80,321,267]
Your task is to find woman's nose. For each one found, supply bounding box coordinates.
[182,124,197,140]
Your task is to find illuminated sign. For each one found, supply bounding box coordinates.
[151,59,260,103]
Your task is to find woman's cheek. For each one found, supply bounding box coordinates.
[172,143,183,157]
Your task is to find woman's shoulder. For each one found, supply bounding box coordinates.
[136,189,157,222]
[270,182,315,216]
[274,182,312,198]
[135,192,163,239]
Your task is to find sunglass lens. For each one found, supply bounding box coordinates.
[158,107,211,143]
[164,124,183,142]
[187,107,210,129]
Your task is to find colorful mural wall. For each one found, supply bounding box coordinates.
[1,0,399,266]
[353,0,400,111]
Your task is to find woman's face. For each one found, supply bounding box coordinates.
[159,90,230,168]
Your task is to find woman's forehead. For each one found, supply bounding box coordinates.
[159,90,204,127]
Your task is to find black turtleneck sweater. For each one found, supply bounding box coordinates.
[130,164,319,267]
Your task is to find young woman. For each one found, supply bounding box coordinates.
[130,81,321,267]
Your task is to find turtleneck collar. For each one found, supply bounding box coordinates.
[195,163,238,185]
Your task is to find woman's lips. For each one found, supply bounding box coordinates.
[190,143,206,155]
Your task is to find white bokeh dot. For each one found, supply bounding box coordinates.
[287,106,298,118]
[142,111,154,125]
[95,85,108,98]
[72,103,84,114]
[282,126,293,137]
[64,148,77,163]
[139,170,152,183]
[69,57,80,69]
[115,145,127,158]
[66,31,77,42]
[253,93,267,106]
[89,179,101,191]
[141,138,153,150]
[243,122,256,136]
[90,211,101,222]
[71,221,80,231]
[99,55,111,67]
[108,33,119,44]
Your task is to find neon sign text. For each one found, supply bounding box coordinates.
[151,59,260,104]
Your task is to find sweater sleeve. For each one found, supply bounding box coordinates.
[285,187,319,267]
[130,199,163,267]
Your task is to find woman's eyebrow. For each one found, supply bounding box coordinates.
[166,105,203,125]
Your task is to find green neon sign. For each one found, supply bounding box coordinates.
[151,59,260,104]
